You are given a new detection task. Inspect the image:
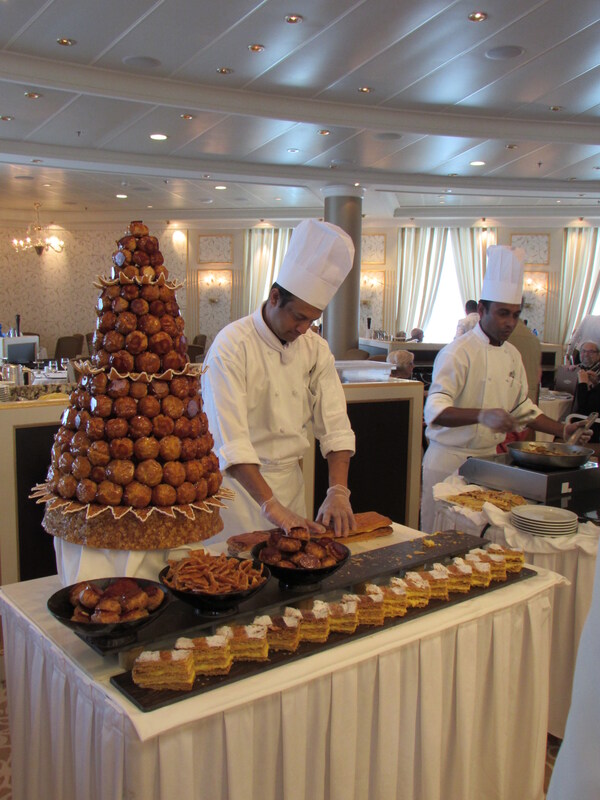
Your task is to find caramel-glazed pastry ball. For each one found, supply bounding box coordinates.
[90,395,113,418]
[149,332,172,355]
[90,465,106,483]
[176,482,196,505]
[111,296,129,314]
[98,311,117,333]
[161,395,184,419]
[96,480,123,506]
[154,264,169,280]
[162,461,186,488]
[61,407,78,430]
[184,461,202,483]
[195,478,208,502]
[130,298,149,316]
[141,284,160,302]
[137,314,161,336]
[86,417,106,441]
[128,221,149,237]
[92,350,110,369]
[105,417,129,440]
[123,481,152,508]
[138,395,160,418]
[135,459,163,487]
[76,479,97,505]
[70,431,91,457]
[55,427,74,448]
[109,438,134,460]
[125,331,148,355]
[121,265,140,280]
[149,300,165,318]
[58,452,74,473]
[107,378,129,398]
[135,352,160,374]
[158,285,175,302]
[152,414,174,438]
[207,471,222,495]
[87,440,111,466]
[173,417,191,438]
[151,251,165,268]
[129,415,153,439]
[173,334,187,355]
[196,433,213,457]
[106,459,135,486]
[121,283,139,301]
[198,412,209,435]
[115,311,137,336]
[150,380,169,399]
[158,435,181,461]
[129,381,148,399]
[57,475,78,499]
[152,483,176,506]
[138,235,158,254]
[164,300,179,316]
[140,265,157,281]
[72,456,92,481]
[76,412,92,432]
[169,376,190,399]
[134,436,160,460]
[160,316,178,337]
[91,329,104,349]
[188,417,200,437]
[118,234,137,251]
[180,438,197,461]
[114,396,137,419]
[110,350,135,373]
[133,250,150,267]
[162,351,185,372]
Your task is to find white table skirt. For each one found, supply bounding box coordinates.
[433,490,597,738]
[0,530,565,800]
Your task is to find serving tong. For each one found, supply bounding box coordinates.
[567,411,599,445]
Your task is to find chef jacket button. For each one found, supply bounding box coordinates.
[279,427,284,433]
[292,389,298,396]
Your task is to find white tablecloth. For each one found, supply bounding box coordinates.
[0,525,565,800]
[433,479,597,737]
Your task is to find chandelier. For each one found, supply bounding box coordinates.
[12,202,65,256]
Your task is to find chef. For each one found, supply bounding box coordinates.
[420,245,591,533]
[202,219,357,541]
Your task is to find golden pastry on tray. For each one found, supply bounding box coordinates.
[443,488,527,513]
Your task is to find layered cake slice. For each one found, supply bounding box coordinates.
[174,634,233,675]
[285,601,331,643]
[215,624,269,661]
[327,598,359,633]
[363,582,407,618]
[466,548,507,581]
[415,567,450,601]
[253,614,301,652]
[395,573,431,608]
[435,561,472,594]
[459,555,491,587]
[486,542,525,573]
[342,592,385,626]
[132,649,195,691]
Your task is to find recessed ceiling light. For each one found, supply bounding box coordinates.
[354,182,360,187]
[470,160,486,166]
[318,129,331,136]
[468,11,488,22]
[116,194,128,199]
[556,200,561,204]
[0,115,14,121]
[285,14,303,23]
[150,133,168,140]
[216,67,234,75]
[275,197,282,201]
[248,44,265,53]
[505,143,518,150]
[24,92,42,99]
[122,56,161,69]
[43,183,51,187]
[445,189,452,193]
[215,185,227,190]
[203,174,211,179]
[549,106,563,112]
[199,199,214,204]
[485,45,524,60]
[358,86,373,93]
[287,148,299,153]
[147,205,153,209]
[180,114,194,120]
[57,37,76,46]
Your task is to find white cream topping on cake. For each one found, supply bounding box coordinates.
[205,635,228,647]
[311,600,330,618]
[364,583,384,596]
[432,563,450,577]
[284,607,303,620]
[389,576,408,589]
[451,558,472,575]
[215,625,233,639]
[253,615,272,627]
[138,650,188,662]
[340,599,357,614]
[389,586,406,597]
[342,593,360,602]
[404,572,429,588]
[244,624,267,638]
[175,637,193,649]
[281,616,298,628]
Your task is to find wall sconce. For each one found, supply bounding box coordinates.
[360,275,383,288]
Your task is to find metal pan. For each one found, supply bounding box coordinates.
[507,441,594,470]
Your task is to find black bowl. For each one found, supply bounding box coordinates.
[47,577,173,641]
[158,557,270,615]
[251,540,350,589]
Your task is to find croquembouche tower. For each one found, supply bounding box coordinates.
[33,220,230,559]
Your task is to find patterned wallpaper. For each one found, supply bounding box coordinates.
[0,223,187,357]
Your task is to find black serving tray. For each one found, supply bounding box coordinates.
[81,531,485,656]
[110,566,536,712]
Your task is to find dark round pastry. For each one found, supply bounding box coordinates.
[164,300,179,316]
[149,300,165,317]
[196,433,213,457]
[129,415,153,439]
[129,221,149,237]
[76,479,97,505]
[137,314,161,336]
[107,378,130,398]
[162,461,186,488]
[158,286,175,302]
[106,460,135,486]
[176,482,196,505]
[115,312,137,336]
[161,395,184,419]
[140,266,156,282]
[61,407,78,429]
[169,376,190,399]
[90,395,113,418]
[90,466,107,483]
[118,234,137,252]
[152,483,177,506]
[154,264,169,280]
[85,417,106,441]
[109,438,134,460]
[150,251,165,267]
[110,350,135,373]
[138,235,158,254]
[75,410,92,430]
[206,471,222,495]
[137,395,160,418]
[121,284,140,301]
[111,296,129,314]
[91,329,105,349]
[58,452,75,473]
[141,284,160,302]
[149,332,172,355]
[123,481,152,508]
[135,459,163,487]
[130,298,149,316]
[92,350,110,369]
[89,373,108,395]
[132,250,150,267]
[124,331,148,355]
[185,460,203,483]
[129,381,148,399]
[173,417,192,438]
[160,316,178,337]
[152,414,174,439]
[71,456,92,481]
[96,480,123,506]
[98,311,117,333]
[195,478,208,502]
[122,265,140,280]
[150,380,169,398]
[178,438,195,461]
[70,431,91,457]
[87,440,111,466]
[172,334,187,355]
[56,427,75,447]
[113,396,137,419]
[133,436,160,461]
[57,475,78,499]
[105,418,129,440]
[158,435,181,461]
[188,417,200,437]
[162,351,185,371]
[135,352,160,374]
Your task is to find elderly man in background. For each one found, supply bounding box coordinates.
[455,300,480,338]
[567,315,600,361]
[573,342,600,442]
[386,349,415,379]
[420,245,592,533]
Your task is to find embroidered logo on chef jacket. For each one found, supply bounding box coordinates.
[507,369,516,386]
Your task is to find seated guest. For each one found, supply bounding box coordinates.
[454,300,480,338]
[386,349,415,379]
[573,341,600,441]
[567,315,600,361]
[408,328,424,342]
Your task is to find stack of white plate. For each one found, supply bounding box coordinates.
[510,504,578,536]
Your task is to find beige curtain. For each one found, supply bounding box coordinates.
[394,227,449,333]
[449,227,497,303]
[558,227,600,344]
[242,227,293,316]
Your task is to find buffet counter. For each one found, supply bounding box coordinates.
[0,524,564,800]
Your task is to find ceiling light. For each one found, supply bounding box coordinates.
[285,14,303,23]
[556,200,561,204]
[180,114,194,120]
[216,67,234,75]
[468,11,488,22]
[57,38,76,46]
[116,194,128,199]
[354,182,360,187]
[147,205,153,209]
[203,174,211,179]
[11,202,64,256]
[150,133,168,140]
[24,92,42,99]
[318,129,331,136]
[470,160,486,166]
[248,44,265,53]
[287,148,299,153]
[43,184,51,187]
[215,185,227,190]
[0,115,14,122]
[549,106,563,112]
[485,45,524,60]
[358,86,373,93]
[199,199,214,204]
[505,144,518,150]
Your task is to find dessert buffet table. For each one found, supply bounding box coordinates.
[432,480,598,738]
[0,525,564,800]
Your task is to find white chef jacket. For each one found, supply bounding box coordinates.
[201,305,355,539]
[454,311,480,338]
[420,323,542,532]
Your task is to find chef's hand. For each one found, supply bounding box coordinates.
[260,496,325,535]
[563,420,594,444]
[316,485,356,537]
[477,408,519,433]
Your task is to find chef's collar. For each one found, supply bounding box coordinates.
[252,305,297,365]
[473,321,505,348]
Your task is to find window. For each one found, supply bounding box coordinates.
[423,246,464,342]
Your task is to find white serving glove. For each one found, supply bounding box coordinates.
[260,496,325,535]
[477,408,519,433]
[316,485,355,537]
